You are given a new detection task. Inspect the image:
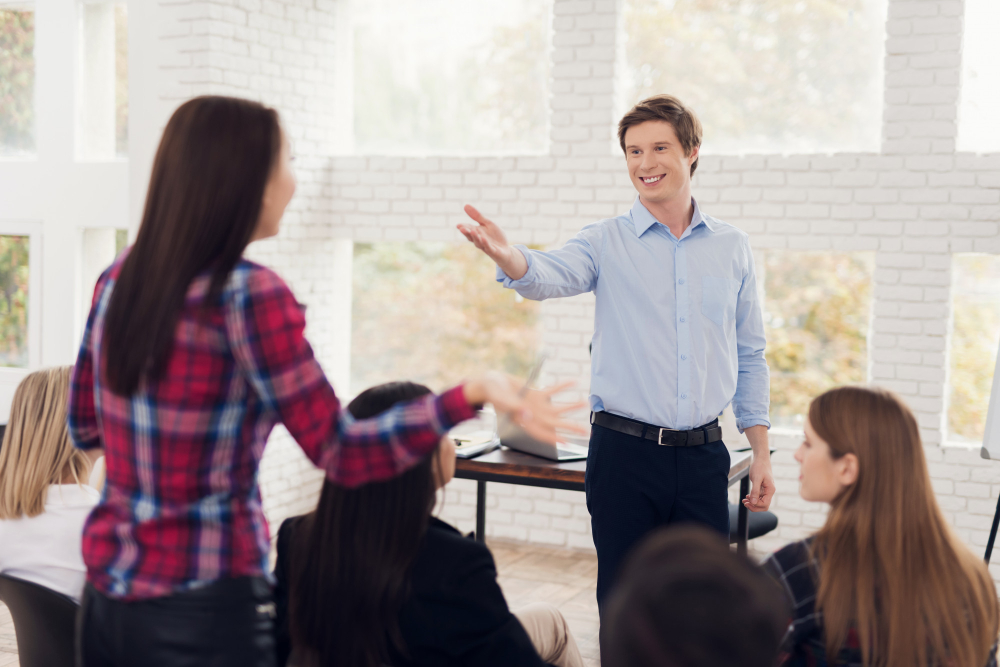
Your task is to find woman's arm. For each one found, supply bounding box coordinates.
[227,266,471,486]
[228,266,583,487]
[69,271,111,451]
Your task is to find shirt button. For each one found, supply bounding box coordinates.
[678,278,685,285]
[681,393,688,399]
[679,317,686,323]
[681,354,687,360]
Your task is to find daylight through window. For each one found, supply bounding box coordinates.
[77,2,128,159]
[351,0,551,155]
[0,235,30,368]
[760,250,874,430]
[957,0,1000,153]
[622,0,887,155]
[350,242,540,395]
[948,255,1000,445]
[0,8,35,157]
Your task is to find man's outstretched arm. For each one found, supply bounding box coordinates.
[458,204,529,280]
[457,204,602,301]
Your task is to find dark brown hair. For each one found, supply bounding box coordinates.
[618,94,703,176]
[808,386,998,667]
[289,381,442,667]
[102,96,281,395]
[601,525,788,667]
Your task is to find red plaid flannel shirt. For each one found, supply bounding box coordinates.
[69,255,474,599]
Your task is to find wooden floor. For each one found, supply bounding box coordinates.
[0,539,600,667]
[490,538,601,667]
[0,601,16,667]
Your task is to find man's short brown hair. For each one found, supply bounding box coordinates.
[618,95,703,176]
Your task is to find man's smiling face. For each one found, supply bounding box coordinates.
[624,120,698,205]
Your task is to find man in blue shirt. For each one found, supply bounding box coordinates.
[458,94,774,609]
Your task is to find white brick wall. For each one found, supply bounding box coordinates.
[140,0,1000,582]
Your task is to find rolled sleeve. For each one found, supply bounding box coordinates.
[493,225,603,301]
[496,245,537,289]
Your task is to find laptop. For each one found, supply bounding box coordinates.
[498,417,589,462]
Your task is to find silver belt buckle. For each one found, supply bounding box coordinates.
[657,427,679,446]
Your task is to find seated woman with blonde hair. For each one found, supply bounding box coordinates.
[0,366,103,602]
[763,386,999,667]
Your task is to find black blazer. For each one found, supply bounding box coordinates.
[273,515,550,667]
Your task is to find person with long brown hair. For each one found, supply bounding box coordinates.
[0,366,102,603]
[68,95,581,667]
[274,381,584,667]
[763,386,999,667]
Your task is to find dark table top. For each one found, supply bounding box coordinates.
[455,447,751,491]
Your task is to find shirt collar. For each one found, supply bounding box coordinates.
[629,196,714,238]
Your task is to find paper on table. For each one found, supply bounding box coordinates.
[450,410,500,459]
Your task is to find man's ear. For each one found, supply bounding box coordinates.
[837,453,859,487]
[688,144,700,166]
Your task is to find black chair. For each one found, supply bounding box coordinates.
[728,504,778,545]
[0,574,78,667]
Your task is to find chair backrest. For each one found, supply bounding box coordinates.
[0,574,78,667]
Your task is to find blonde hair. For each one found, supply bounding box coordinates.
[0,366,89,519]
[809,386,999,667]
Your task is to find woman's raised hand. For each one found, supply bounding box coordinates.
[463,372,588,444]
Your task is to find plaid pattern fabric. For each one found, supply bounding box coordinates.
[763,538,998,667]
[69,255,475,600]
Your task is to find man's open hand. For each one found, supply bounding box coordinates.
[457,205,528,280]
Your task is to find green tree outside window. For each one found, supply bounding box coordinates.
[0,10,35,156]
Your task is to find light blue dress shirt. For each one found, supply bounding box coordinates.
[498,196,770,432]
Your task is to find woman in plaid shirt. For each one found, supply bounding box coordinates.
[762,387,998,667]
[70,96,581,667]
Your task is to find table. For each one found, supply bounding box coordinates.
[455,447,754,556]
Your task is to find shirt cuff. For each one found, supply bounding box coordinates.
[435,385,478,431]
[495,245,535,288]
[735,414,771,434]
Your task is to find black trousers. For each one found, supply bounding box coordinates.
[78,576,277,667]
[585,422,731,611]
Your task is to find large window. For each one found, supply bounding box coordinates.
[622,0,887,155]
[760,251,875,429]
[0,235,30,367]
[77,2,128,159]
[947,255,1000,445]
[957,0,1000,152]
[351,242,539,395]
[351,0,551,155]
[0,8,35,157]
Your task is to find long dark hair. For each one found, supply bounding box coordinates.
[289,381,441,667]
[102,96,281,395]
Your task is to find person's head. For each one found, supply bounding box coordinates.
[803,386,999,667]
[0,367,94,519]
[601,525,789,667]
[290,381,452,667]
[618,95,702,204]
[102,95,295,396]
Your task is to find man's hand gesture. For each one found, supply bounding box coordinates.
[457,205,529,280]
[742,456,775,512]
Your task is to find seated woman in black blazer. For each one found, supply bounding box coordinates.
[274,381,583,667]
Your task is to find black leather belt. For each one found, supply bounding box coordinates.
[591,411,722,447]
